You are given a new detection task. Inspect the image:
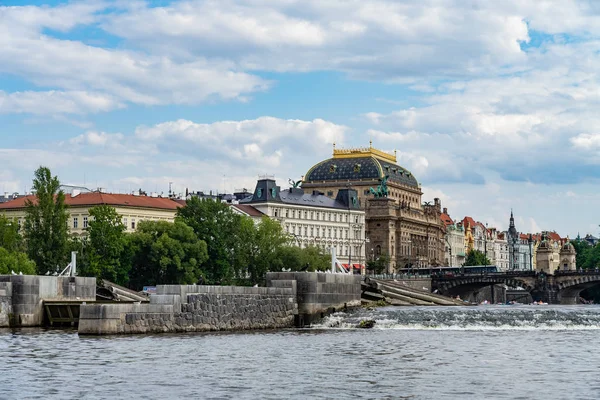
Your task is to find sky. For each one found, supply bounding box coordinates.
[1,0,600,237]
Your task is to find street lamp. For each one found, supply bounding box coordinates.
[407,239,412,275]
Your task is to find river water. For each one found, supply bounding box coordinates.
[2,305,600,399]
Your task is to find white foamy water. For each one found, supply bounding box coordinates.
[313,305,600,331]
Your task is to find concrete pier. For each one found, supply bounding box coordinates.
[0,275,96,327]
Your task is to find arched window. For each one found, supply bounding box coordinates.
[376,245,381,256]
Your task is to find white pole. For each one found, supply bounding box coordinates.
[70,251,77,277]
[331,247,336,273]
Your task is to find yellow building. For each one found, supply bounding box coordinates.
[0,191,180,236]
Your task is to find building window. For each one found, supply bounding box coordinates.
[327,191,333,197]
[310,227,314,237]
[304,227,307,236]
[131,219,136,230]
[286,210,289,218]
[310,212,314,219]
[73,217,78,229]
[274,209,278,217]
[328,228,331,238]
[83,216,88,229]
[123,218,128,228]
[293,210,296,219]
[304,211,308,219]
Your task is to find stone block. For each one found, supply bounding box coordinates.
[12,284,40,296]
[13,294,40,305]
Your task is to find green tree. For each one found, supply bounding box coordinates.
[571,239,591,269]
[177,198,243,284]
[23,166,69,274]
[298,245,331,272]
[0,247,36,275]
[123,220,208,290]
[81,205,127,283]
[367,253,389,274]
[273,245,332,272]
[0,215,24,252]
[463,249,490,266]
[246,216,290,284]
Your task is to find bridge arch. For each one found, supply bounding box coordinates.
[434,275,536,303]
[555,274,600,304]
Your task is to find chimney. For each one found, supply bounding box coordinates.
[443,207,448,214]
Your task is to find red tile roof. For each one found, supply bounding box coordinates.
[547,232,562,242]
[440,213,453,226]
[231,204,264,217]
[0,192,180,211]
[462,216,476,229]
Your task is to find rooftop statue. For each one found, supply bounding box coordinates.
[369,175,389,198]
[288,178,303,188]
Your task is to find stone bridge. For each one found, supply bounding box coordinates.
[432,271,600,304]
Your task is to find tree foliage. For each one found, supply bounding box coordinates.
[81,205,127,283]
[23,166,69,274]
[0,247,36,275]
[122,220,208,290]
[246,217,291,284]
[273,245,332,272]
[0,215,24,253]
[367,253,389,274]
[463,249,490,266]
[177,198,245,284]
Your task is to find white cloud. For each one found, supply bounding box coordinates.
[69,131,125,147]
[0,90,122,115]
[0,2,269,115]
[134,117,347,167]
[102,0,531,80]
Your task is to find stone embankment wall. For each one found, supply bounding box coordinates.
[79,272,363,335]
[79,285,296,335]
[267,272,361,326]
[0,282,12,327]
[0,275,96,327]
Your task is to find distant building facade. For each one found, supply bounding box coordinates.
[240,178,366,270]
[441,209,465,267]
[0,190,180,235]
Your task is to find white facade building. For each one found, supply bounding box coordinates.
[445,223,466,267]
[488,228,509,272]
[241,178,366,270]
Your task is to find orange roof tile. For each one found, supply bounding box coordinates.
[0,192,180,211]
[548,232,561,241]
[440,213,453,226]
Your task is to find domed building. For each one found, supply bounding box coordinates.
[302,143,446,272]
